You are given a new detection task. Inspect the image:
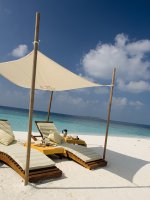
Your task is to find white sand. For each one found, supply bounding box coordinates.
[0,131,150,200]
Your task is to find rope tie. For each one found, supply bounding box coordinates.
[32,40,40,45]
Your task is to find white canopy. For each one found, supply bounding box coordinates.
[0,51,109,91]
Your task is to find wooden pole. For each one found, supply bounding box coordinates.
[24,12,40,186]
[103,68,116,160]
[47,91,54,121]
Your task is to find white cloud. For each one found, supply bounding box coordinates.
[55,92,87,108]
[113,97,128,107]
[55,92,144,116]
[78,73,96,83]
[113,96,144,109]
[118,80,150,93]
[129,101,144,107]
[11,44,28,58]
[0,88,29,108]
[82,33,150,93]
[52,91,94,116]
[94,87,109,94]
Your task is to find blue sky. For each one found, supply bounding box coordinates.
[0,0,150,125]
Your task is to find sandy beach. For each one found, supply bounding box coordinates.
[0,131,150,200]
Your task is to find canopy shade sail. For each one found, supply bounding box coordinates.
[0,51,109,91]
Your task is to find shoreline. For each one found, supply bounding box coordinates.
[14,131,150,140]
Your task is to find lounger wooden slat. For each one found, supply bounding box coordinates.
[29,168,62,182]
[0,151,25,179]
[29,166,60,175]
[66,151,107,169]
[0,151,62,182]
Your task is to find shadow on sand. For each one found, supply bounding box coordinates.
[32,185,150,190]
[0,161,9,168]
[91,146,150,183]
[31,146,150,189]
[32,172,67,185]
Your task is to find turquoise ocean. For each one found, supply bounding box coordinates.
[0,106,150,138]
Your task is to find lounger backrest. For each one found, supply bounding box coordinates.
[0,142,55,170]
[0,119,13,133]
[0,119,15,145]
[35,121,58,139]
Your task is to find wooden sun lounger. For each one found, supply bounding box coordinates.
[0,141,62,182]
[0,119,62,182]
[0,151,62,182]
[59,143,107,170]
[34,121,107,170]
[29,143,107,170]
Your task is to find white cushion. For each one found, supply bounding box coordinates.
[60,143,101,162]
[48,130,62,144]
[0,121,15,145]
[0,141,55,170]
